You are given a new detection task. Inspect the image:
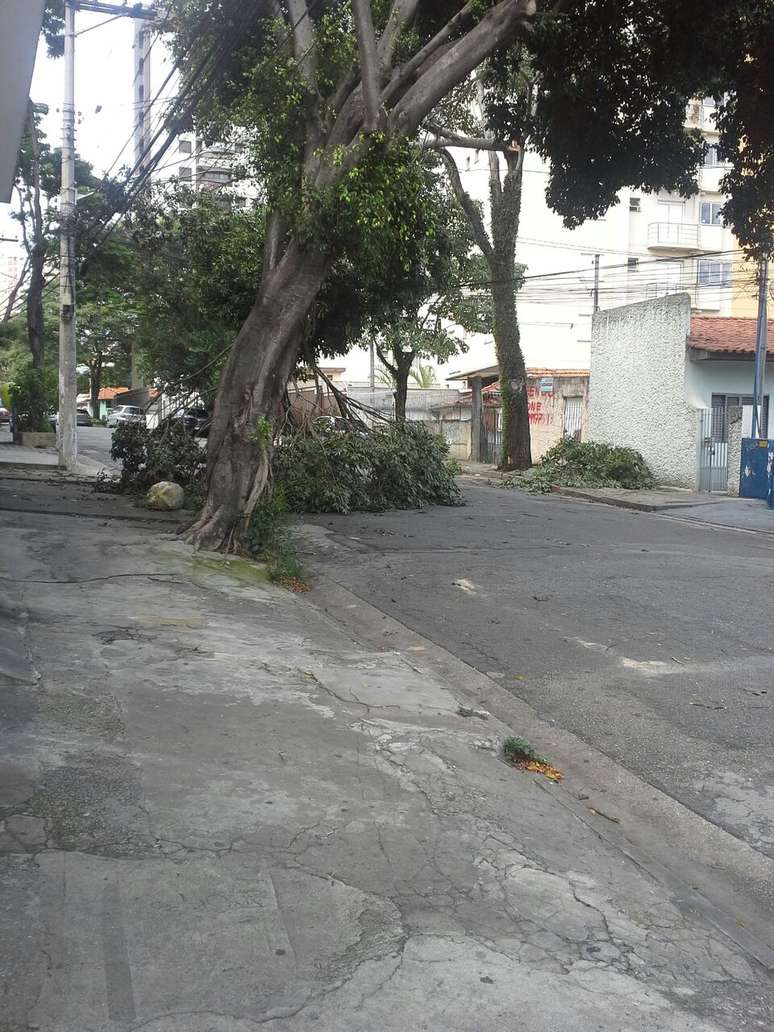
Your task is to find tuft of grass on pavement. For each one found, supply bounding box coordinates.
[502,736,563,781]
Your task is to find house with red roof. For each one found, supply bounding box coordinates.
[589,293,771,491]
[76,386,130,421]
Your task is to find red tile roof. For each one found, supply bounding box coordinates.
[98,386,129,401]
[689,316,774,356]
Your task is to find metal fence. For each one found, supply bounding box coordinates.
[480,424,501,465]
[698,406,728,492]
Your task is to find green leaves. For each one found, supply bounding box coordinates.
[273,423,462,514]
[7,365,56,433]
[128,184,264,395]
[511,439,656,495]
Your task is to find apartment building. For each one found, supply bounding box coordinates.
[161,131,252,207]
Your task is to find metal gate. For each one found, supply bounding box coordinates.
[563,396,583,440]
[480,409,501,465]
[698,406,728,492]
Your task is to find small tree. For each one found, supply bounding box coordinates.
[376,315,463,423]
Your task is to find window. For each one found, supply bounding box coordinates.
[627,257,639,271]
[658,200,683,223]
[201,170,230,184]
[629,196,641,213]
[645,260,683,298]
[712,394,769,441]
[178,139,192,154]
[703,144,722,166]
[697,259,731,287]
[178,166,192,182]
[700,201,723,225]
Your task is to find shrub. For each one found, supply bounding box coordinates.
[111,422,205,497]
[8,366,56,432]
[273,422,462,514]
[510,438,655,494]
[246,488,307,589]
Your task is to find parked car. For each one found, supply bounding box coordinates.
[180,406,211,437]
[107,404,145,428]
[0,406,9,425]
[48,409,93,427]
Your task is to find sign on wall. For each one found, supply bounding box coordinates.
[539,377,554,394]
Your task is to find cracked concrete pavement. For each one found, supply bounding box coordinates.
[1,478,773,1031]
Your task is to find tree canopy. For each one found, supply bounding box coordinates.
[153,0,774,550]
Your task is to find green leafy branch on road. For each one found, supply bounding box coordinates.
[503,440,655,495]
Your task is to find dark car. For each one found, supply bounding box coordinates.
[180,407,211,437]
[0,406,9,425]
[49,409,93,428]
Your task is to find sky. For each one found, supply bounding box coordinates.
[0,8,175,250]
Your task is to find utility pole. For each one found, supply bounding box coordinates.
[751,258,769,440]
[131,16,152,387]
[57,1,156,468]
[592,253,600,313]
[58,0,77,471]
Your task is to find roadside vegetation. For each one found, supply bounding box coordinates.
[504,439,655,495]
[273,423,461,515]
[109,423,205,502]
[108,420,461,588]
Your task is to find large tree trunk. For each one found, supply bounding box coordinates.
[184,241,331,553]
[491,268,530,470]
[489,150,531,471]
[26,104,45,370]
[27,245,45,369]
[440,144,532,470]
[393,350,414,424]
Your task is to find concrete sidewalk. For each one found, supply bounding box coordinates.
[1,480,773,1031]
[0,440,109,478]
[555,485,774,534]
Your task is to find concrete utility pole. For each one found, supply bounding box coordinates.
[131,17,152,388]
[751,258,769,440]
[57,1,156,465]
[58,0,77,471]
[592,253,600,313]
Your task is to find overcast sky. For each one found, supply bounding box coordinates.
[0,9,174,249]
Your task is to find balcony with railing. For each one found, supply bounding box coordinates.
[647,222,700,250]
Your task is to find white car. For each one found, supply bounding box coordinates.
[107,404,145,428]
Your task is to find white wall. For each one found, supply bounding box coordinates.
[684,356,774,409]
[589,293,699,487]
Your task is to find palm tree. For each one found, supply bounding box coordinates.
[409,361,438,388]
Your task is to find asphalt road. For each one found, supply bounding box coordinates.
[303,484,774,862]
[75,424,118,471]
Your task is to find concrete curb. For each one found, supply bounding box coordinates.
[552,485,723,511]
